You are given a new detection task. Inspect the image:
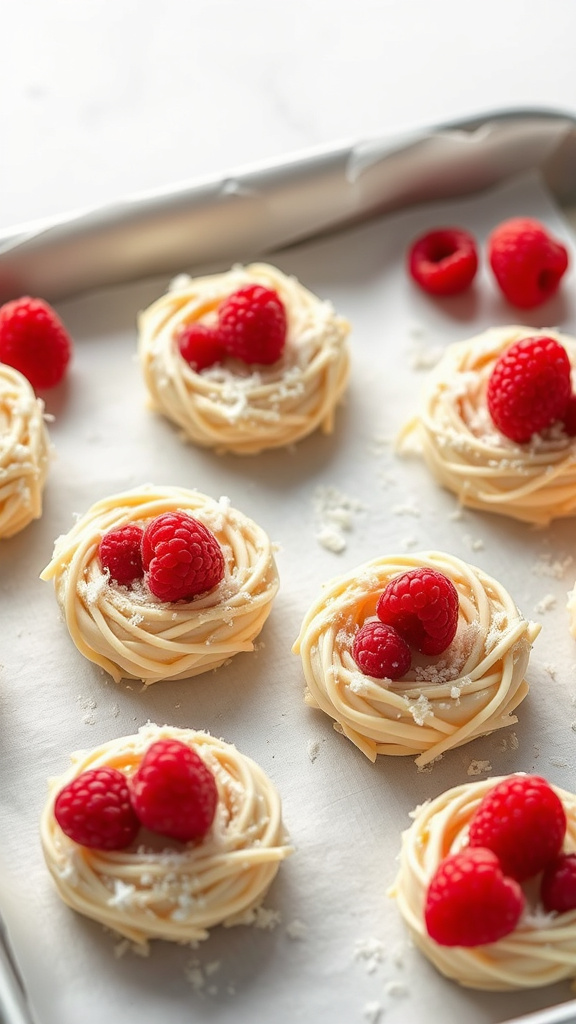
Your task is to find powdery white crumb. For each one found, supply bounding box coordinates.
[549,757,571,769]
[496,732,519,752]
[448,506,465,521]
[391,502,420,517]
[354,938,386,974]
[463,534,485,552]
[286,919,308,940]
[405,693,433,726]
[467,759,492,776]
[363,1001,383,1024]
[316,525,347,553]
[416,755,443,773]
[307,739,321,763]
[535,594,557,613]
[313,486,366,554]
[531,554,573,580]
[252,906,281,930]
[384,980,407,997]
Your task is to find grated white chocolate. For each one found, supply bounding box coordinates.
[0,363,51,537]
[391,775,576,990]
[397,326,576,526]
[40,724,292,946]
[293,551,539,766]
[40,485,279,684]
[138,263,350,454]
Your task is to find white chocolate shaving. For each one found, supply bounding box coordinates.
[138,263,350,454]
[40,724,292,946]
[293,551,539,766]
[397,326,576,525]
[40,485,279,684]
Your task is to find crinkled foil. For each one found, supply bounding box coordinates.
[0,107,575,302]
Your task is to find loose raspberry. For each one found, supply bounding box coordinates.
[407,227,478,297]
[376,567,459,656]
[54,767,139,850]
[0,296,72,389]
[130,739,218,842]
[488,217,569,308]
[424,847,524,947]
[541,853,576,914]
[352,620,411,680]
[142,511,224,602]
[177,322,224,371]
[99,523,144,586]
[486,336,572,444]
[468,775,566,882]
[217,284,287,364]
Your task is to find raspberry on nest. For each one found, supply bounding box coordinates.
[376,567,459,656]
[142,511,225,602]
[352,619,412,680]
[486,335,572,444]
[130,739,218,843]
[99,523,144,586]
[217,283,287,364]
[54,767,139,851]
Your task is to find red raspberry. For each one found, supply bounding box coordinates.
[486,336,572,444]
[468,775,566,882]
[0,296,72,389]
[54,767,139,850]
[142,511,224,602]
[562,394,576,437]
[488,217,569,308]
[99,523,144,586]
[424,847,524,947]
[130,739,218,842]
[352,620,411,680]
[407,227,478,297]
[376,568,458,656]
[541,853,576,914]
[217,284,287,364]
[177,322,224,371]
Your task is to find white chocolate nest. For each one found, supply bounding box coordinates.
[0,363,51,538]
[397,326,576,526]
[293,551,539,767]
[391,775,576,990]
[40,724,293,947]
[40,485,279,684]
[138,263,351,454]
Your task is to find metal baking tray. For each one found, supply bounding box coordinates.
[2,106,576,1024]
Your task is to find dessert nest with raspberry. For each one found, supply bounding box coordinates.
[40,485,279,684]
[138,262,351,455]
[40,724,292,946]
[397,325,576,526]
[293,551,539,767]
[391,773,576,990]
[0,362,52,538]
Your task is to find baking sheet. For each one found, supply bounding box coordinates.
[3,168,576,1024]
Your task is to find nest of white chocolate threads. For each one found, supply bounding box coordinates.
[391,776,576,990]
[40,725,292,946]
[397,326,576,526]
[40,485,279,684]
[138,263,350,455]
[293,551,539,767]
[0,363,51,538]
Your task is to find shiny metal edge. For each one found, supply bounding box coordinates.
[0,105,575,301]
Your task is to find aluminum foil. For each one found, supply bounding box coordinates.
[0,107,575,302]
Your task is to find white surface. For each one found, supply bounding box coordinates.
[1,1,576,227]
[2,171,576,1024]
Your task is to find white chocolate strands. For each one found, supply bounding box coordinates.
[397,326,576,526]
[391,775,576,990]
[138,263,351,454]
[40,485,279,684]
[40,724,293,946]
[293,551,539,767]
[0,363,51,538]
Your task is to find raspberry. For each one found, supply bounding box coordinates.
[424,847,524,947]
[142,511,224,602]
[54,767,139,850]
[541,853,576,914]
[407,227,478,297]
[488,217,568,308]
[217,284,287,364]
[352,620,411,680]
[177,322,224,371]
[130,739,218,842]
[562,394,576,437]
[99,523,144,585]
[468,775,566,882]
[376,568,459,656]
[486,336,572,444]
[0,296,72,389]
